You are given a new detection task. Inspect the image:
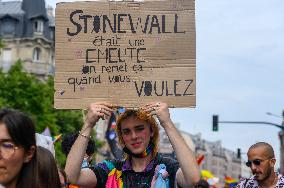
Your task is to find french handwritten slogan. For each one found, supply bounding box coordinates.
[55,1,196,109]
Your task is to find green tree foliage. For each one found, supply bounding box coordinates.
[0,38,4,55]
[0,38,4,49]
[0,61,100,166]
[0,61,57,132]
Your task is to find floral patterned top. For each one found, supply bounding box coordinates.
[91,153,180,188]
[236,172,284,188]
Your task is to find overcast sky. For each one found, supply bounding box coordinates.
[7,0,284,167]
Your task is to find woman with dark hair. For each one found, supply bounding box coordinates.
[65,102,200,188]
[37,146,62,188]
[0,108,37,188]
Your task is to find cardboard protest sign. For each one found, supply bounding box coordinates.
[55,0,196,109]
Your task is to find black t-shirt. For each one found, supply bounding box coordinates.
[92,153,180,188]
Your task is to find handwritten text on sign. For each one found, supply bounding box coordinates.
[55,1,196,109]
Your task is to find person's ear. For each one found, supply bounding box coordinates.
[24,145,36,163]
[269,158,276,167]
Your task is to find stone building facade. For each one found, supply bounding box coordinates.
[0,0,55,79]
[160,131,252,184]
[189,133,251,182]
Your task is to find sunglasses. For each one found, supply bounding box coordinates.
[246,158,270,167]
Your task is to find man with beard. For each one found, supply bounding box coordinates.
[236,142,284,188]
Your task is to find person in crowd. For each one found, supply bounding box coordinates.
[37,146,62,188]
[65,101,200,188]
[61,132,95,168]
[236,142,284,188]
[0,108,37,188]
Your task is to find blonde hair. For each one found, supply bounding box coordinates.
[116,109,159,158]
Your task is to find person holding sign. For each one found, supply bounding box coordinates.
[65,102,200,188]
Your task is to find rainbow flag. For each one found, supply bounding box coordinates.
[224,176,238,187]
[52,134,62,143]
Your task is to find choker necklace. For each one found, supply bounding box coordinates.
[123,141,155,158]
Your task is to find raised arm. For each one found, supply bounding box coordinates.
[64,102,113,187]
[144,102,200,187]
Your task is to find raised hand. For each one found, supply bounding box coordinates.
[143,102,171,127]
[84,102,114,128]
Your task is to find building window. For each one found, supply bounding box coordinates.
[2,48,12,62]
[50,30,54,40]
[1,18,16,36]
[33,48,41,62]
[34,20,44,33]
[2,48,12,72]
